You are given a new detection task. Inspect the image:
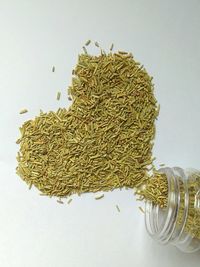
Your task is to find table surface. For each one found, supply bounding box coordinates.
[0,1,200,266]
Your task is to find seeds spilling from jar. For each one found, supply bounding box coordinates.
[139,170,200,240]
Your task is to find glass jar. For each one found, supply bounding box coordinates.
[145,167,200,253]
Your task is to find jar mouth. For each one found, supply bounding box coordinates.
[145,167,188,244]
[145,167,200,252]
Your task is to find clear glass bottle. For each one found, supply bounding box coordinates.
[145,167,200,253]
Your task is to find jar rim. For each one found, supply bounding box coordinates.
[144,167,200,252]
[145,167,188,244]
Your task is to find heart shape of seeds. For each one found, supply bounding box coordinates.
[16,46,159,197]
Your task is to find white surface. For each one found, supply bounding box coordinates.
[0,0,200,266]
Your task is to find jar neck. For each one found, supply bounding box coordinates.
[144,167,199,252]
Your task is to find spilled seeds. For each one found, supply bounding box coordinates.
[16,48,158,199]
[136,172,168,208]
[139,170,200,240]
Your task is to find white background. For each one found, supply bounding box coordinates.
[0,0,200,266]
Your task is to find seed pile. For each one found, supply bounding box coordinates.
[16,49,159,197]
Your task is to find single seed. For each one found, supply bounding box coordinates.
[85,40,91,46]
[57,92,61,101]
[52,66,55,72]
[19,109,28,114]
[95,194,104,200]
[116,205,120,212]
[82,46,88,54]
[67,198,72,204]
[95,41,99,47]
[110,43,114,51]
[29,183,33,190]
[57,199,64,204]
[118,51,128,55]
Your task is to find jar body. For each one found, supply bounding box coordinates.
[145,167,200,253]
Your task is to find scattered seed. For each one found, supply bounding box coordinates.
[82,46,88,54]
[118,51,128,55]
[85,40,91,46]
[116,205,120,212]
[19,109,28,114]
[29,182,33,190]
[67,198,72,204]
[110,43,114,51]
[57,199,64,204]
[95,194,104,200]
[57,91,61,101]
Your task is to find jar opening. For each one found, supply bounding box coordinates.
[145,167,188,244]
[145,167,200,252]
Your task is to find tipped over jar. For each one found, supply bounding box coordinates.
[145,167,200,253]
